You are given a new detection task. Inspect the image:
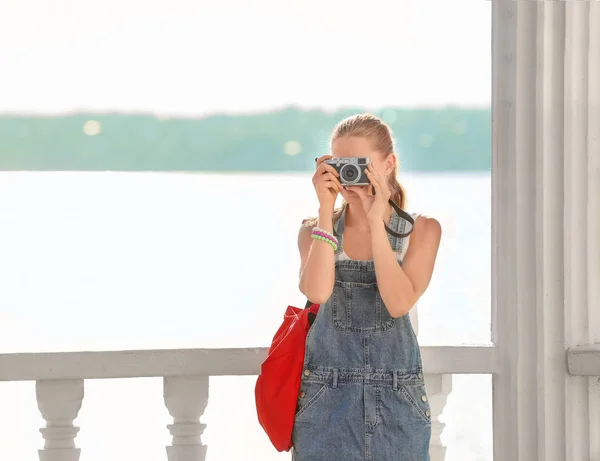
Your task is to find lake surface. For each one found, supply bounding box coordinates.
[0,171,492,461]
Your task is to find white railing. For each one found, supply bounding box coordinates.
[0,345,497,461]
[1,339,598,461]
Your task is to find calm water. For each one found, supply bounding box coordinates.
[0,171,492,461]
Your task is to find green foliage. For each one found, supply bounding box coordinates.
[0,107,490,171]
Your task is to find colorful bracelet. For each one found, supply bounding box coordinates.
[312,227,338,245]
[311,227,338,251]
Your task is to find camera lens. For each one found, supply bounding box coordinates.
[340,164,360,184]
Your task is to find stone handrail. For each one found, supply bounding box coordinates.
[0,346,497,381]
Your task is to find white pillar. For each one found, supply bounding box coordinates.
[588,3,600,457]
[492,1,600,460]
[564,2,600,459]
[36,379,84,461]
[164,376,209,461]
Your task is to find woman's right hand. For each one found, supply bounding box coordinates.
[312,155,342,211]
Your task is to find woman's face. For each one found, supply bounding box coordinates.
[331,136,394,205]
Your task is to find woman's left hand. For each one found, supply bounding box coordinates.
[347,162,391,225]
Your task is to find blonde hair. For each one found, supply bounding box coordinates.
[331,113,407,223]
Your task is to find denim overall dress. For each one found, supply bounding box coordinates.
[292,208,431,461]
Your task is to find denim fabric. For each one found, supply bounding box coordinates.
[292,209,431,461]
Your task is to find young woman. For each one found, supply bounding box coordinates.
[293,114,442,461]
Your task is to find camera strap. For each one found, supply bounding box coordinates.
[385,198,415,238]
[333,198,415,240]
[371,182,415,238]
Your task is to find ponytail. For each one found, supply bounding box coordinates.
[388,175,407,210]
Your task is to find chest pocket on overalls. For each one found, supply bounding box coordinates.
[332,280,396,333]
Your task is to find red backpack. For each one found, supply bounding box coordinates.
[255,302,320,452]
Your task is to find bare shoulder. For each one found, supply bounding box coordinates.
[411,215,442,247]
[300,216,318,229]
[402,215,442,297]
[298,217,318,253]
[299,217,318,237]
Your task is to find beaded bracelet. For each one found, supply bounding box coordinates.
[311,227,338,251]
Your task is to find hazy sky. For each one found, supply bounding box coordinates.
[0,0,491,115]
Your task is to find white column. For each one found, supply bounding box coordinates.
[564,2,600,459]
[492,1,600,460]
[36,379,84,461]
[584,2,600,458]
[164,376,209,461]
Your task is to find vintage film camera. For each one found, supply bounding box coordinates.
[324,157,370,186]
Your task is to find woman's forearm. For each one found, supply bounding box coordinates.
[299,208,337,304]
[370,221,417,317]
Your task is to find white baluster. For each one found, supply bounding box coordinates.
[36,379,84,461]
[410,307,451,461]
[424,373,452,461]
[164,376,209,461]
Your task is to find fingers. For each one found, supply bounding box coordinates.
[323,179,340,193]
[366,171,383,196]
[369,172,383,196]
[312,161,339,181]
[315,172,340,185]
[319,163,339,176]
[347,185,368,200]
[367,161,384,180]
[365,162,389,198]
[323,172,342,189]
[315,155,333,168]
[313,170,342,192]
